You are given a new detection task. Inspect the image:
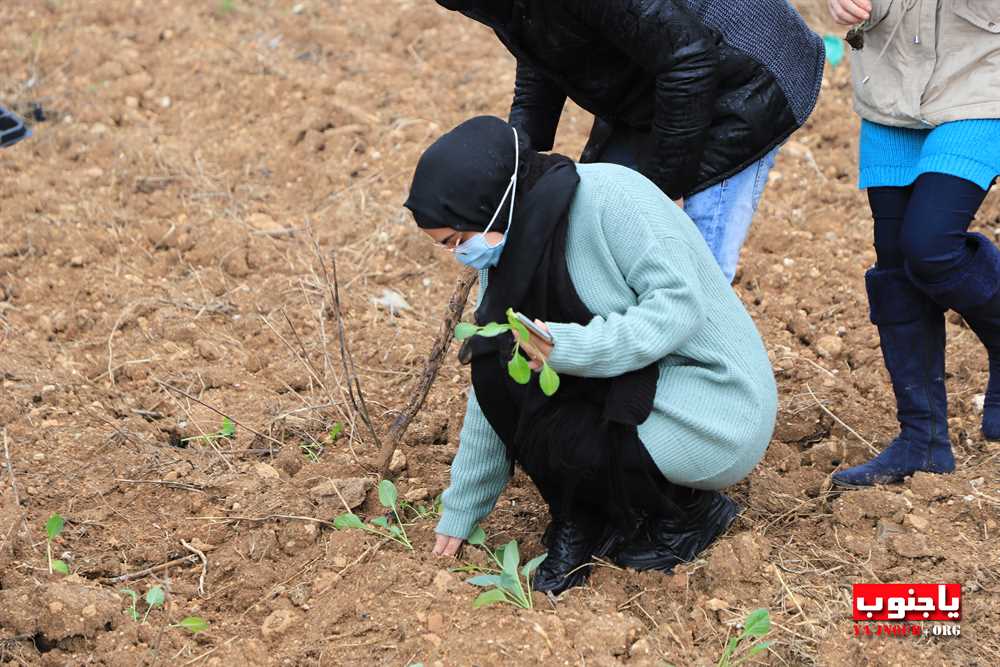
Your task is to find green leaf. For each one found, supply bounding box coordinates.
[501,540,520,575]
[499,571,520,594]
[454,322,479,341]
[473,589,509,609]
[370,516,389,529]
[145,586,165,608]
[506,308,530,342]
[328,422,344,442]
[333,513,365,530]
[477,322,511,338]
[45,513,65,541]
[127,608,140,621]
[742,608,771,638]
[467,526,487,546]
[120,588,138,603]
[507,350,531,385]
[521,553,547,578]
[466,574,503,587]
[174,616,209,634]
[220,417,236,438]
[539,363,560,396]
[747,641,772,657]
[388,525,402,537]
[378,479,398,509]
[51,559,69,575]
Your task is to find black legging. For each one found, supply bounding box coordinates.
[870,172,991,277]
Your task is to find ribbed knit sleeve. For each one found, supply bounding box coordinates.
[545,191,705,378]
[435,389,511,539]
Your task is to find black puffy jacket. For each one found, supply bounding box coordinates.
[437,0,824,199]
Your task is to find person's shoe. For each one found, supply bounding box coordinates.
[613,491,738,572]
[908,233,1000,441]
[833,268,953,488]
[531,517,620,595]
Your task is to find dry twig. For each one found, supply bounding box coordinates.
[312,239,383,452]
[379,269,476,476]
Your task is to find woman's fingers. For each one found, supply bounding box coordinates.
[433,533,464,557]
[829,0,870,24]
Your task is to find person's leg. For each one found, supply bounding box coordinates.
[684,146,780,282]
[612,440,739,572]
[899,173,999,439]
[512,403,621,594]
[833,183,954,487]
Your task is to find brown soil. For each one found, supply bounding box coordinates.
[1,1,998,665]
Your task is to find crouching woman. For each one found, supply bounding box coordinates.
[404,116,777,594]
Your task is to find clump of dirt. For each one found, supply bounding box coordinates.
[1,0,998,665]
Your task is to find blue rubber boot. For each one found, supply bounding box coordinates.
[832,268,953,488]
[908,233,1000,441]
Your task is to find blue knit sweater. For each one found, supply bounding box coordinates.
[859,119,1000,191]
[436,163,778,540]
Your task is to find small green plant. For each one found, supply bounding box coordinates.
[716,608,772,667]
[121,585,165,623]
[328,422,344,442]
[455,308,560,396]
[172,616,209,634]
[45,513,69,575]
[465,535,545,610]
[216,0,236,15]
[399,493,442,523]
[182,417,236,443]
[333,480,413,550]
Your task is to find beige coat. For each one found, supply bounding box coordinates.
[851,0,1000,128]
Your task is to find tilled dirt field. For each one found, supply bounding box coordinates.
[2,1,999,665]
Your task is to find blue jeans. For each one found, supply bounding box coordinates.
[596,131,778,282]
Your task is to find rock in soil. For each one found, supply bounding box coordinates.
[309,477,372,508]
[0,581,120,642]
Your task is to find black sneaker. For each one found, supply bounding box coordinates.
[532,517,621,594]
[613,492,739,572]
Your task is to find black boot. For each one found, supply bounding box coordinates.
[613,490,738,572]
[531,516,621,594]
[833,267,953,487]
[907,233,1000,441]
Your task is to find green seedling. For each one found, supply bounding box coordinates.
[716,608,772,667]
[333,480,413,550]
[45,513,69,575]
[182,417,236,443]
[300,440,323,463]
[172,616,209,634]
[328,422,344,443]
[455,308,560,396]
[465,537,545,610]
[399,493,442,523]
[120,585,165,623]
[121,589,140,621]
[216,0,236,15]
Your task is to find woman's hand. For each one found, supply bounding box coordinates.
[433,533,465,557]
[515,319,554,370]
[828,0,871,25]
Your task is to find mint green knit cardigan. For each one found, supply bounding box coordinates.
[436,163,777,539]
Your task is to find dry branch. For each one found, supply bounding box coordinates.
[379,270,476,477]
[313,240,383,453]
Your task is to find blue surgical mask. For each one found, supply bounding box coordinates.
[453,127,519,270]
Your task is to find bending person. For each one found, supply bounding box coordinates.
[434,0,825,282]
[405,117,777,593]
[828,0,1000,487]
